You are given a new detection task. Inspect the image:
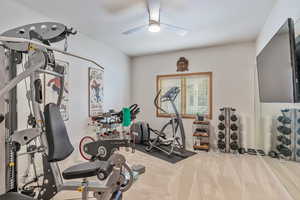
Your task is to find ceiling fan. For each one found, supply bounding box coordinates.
[122,0,188,36]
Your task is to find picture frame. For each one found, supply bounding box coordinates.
[88,67,104,117]
[44,60,69,121]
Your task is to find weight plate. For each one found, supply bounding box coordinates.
[277,126,291,135]
[230,115,238,122]
[218,115,225,121]
[230,132,238,140]
[218,132,225,139]
[230,124,238,131]
[218,123,225,130]
[230,141,238,150]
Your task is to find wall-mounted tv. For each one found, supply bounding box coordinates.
[257,18,298,103]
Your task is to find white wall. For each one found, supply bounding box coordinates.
[131,42,257,150]
[256,0,300,54]
[254,0,300,151]
[0,0,131,193]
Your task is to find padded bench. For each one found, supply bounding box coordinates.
[62,160,113,180]
[0,192,33,200]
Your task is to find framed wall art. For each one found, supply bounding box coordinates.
[44,60,69,121]
[88,67,104,117]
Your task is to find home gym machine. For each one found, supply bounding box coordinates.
[80,105,145,180]
[0,22,143,200]
[134,86,187,157]
[80,104,140,161]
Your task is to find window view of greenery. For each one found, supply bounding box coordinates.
[157,73,211,118]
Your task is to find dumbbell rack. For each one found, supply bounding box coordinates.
[193,121,210,152]
[276,109,300,162]
[217,107,240,153]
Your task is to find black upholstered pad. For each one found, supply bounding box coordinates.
[62,160,112,180]
[44,103,74,162]
[0,192,33,200]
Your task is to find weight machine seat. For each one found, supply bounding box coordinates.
[0,192,33,200]
[62,160,112,180]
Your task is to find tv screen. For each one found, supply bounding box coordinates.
[257,18,297,103]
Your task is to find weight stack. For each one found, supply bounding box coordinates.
[217,107,240,153]
[276,109,294,161]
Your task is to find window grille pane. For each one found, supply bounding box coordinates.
[186,75,209,115]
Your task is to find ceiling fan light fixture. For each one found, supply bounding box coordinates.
[148,22,161,33]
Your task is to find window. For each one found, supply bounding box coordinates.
[156,72,212,119]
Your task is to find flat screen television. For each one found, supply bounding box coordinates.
[257,18,298,103]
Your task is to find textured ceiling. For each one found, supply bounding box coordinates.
[11,0,276,56]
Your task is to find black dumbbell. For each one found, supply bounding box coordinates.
[297,149,300,157]
[268,151,279,158]
[277,135,291,145]
[298,139,300,146]
[230,124,238,131]
[218,140,226,150]
[247,148,257,155]
[297,118,300,124]
[257,149,265,156]
[196,128,207,132]
[0,114,4,124]
[230,115,238,122]
[281,109,290,113]
[238,147,246,154]
[277,126,291,135]
[278,116,291,124]
[230,132,238,140]
[230,141,239,151]
[297,128,300,135]
[218,123,225,130]
[277,145,292,157]
[219,115,225,121]
[218,132,225,139]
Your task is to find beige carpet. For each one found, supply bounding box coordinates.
[55,151,294,200]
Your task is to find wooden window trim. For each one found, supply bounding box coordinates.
[156,72,212,120]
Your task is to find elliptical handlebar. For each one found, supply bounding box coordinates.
[154,89,168,114]
[154,87,180,114]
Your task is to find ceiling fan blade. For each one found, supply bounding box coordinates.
[161,23,188,36]
[122,25,148,35]
[146,0,161,22]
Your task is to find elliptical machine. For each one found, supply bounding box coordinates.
[140,87,187,157]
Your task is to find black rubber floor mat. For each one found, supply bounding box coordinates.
[134,144,197,164]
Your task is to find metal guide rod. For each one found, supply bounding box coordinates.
[0,57,44,97]
[0,36,104,70]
